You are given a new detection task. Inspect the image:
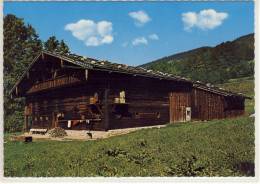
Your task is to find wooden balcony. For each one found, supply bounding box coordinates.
[27,76,81,94]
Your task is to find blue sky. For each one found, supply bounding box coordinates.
[4,1,254,66]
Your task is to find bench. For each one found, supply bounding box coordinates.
[30,128,48,135]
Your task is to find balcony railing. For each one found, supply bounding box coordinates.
[27,75,81,94]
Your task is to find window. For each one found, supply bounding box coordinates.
[114,90,126,104]
[119,91,125,103]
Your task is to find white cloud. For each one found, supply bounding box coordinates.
[129,10,151,26]
[182,9,228,31]
[65,19,114,46]
[148,34,159,40]
[132,37,148,46]
[129,34,159,47]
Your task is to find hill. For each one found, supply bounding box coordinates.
[142,33,254,84]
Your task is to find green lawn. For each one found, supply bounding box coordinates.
[4,116,254,177]
[4,77,255,177]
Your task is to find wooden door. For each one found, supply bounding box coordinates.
[169,92,191,123]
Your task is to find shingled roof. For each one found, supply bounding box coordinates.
[10,50,251,99]
[193,82,251,99]
[43,50,191,83]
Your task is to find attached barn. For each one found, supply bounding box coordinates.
[10,51,250,131]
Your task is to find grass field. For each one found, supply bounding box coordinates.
[4,117,255,177]
[4,78,255,177]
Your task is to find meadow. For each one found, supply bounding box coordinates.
[4,78,255,177]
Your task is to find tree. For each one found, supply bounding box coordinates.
[58,40,70,54]
[44,36,59,52]
[4,14,42,132]
[4,14,71,132]
[44,37,70,53]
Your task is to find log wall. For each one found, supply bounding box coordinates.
[191,88,245,120]
[169,92,191,123]
[25,68,193,131]
[21,55,246,131]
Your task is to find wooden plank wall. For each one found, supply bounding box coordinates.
[108,90,170,129]
[23,57,193,131]
[169,92,191,123]
[191,88,245,120]
[89,70,192,129]
[223,97,245,118]
[191,88,225,120]
[26,82,108,131]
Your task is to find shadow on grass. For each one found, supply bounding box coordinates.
[235,161,255,176]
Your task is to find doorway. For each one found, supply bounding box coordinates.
[169,92,191,123]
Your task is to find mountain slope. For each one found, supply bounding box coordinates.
[142,33,254,84]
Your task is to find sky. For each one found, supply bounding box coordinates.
[4,1,254,66]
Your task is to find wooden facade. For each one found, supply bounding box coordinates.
[191,88,245,120]
[10,51,249,131]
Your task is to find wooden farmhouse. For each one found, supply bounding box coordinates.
[10,51,250,131]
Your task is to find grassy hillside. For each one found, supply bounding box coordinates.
[4,117,254,177]
[142,34,254,84]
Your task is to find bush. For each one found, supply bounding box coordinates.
[49,127,67,138]
[4,110,24,133]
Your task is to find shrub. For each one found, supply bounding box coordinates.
[49,127,67,138]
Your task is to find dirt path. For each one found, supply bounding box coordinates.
[19,124,167,141]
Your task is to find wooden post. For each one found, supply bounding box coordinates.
[24,105,29,132]
[24,115,28,132]
[169,93,173,123]
[104,89,110,131]
[85,69,88,80]
[15,87,18,96]
[52,112,57,128]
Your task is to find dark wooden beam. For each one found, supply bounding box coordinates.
[85,69,88,80]
[104,88,110,131]
[41,53,45,60]
[15,87,18,96]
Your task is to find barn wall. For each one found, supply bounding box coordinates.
[90,70,192,129]
[191,88,245,120]
[25,68,193,131]
[223,96,245,118]
[191,88,225,120]
[108,88,170,129]
[169,92,191,123]
[26,82,108,131]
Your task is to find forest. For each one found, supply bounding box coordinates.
[142,33,254,84]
